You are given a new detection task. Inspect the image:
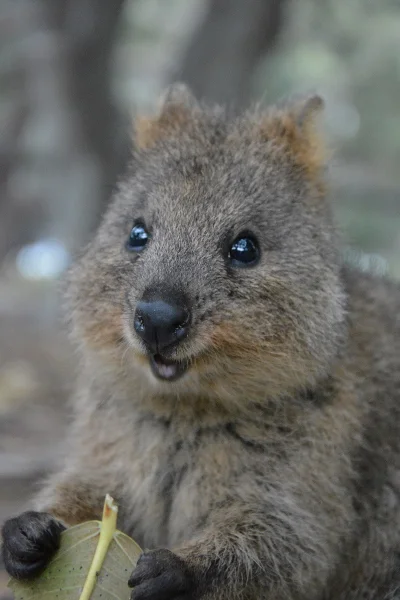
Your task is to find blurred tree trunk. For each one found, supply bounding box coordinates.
[0,0,129,259]
[38,0,129,249]
[44,0,129,211]
[176,0,286,107]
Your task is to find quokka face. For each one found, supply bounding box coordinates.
[66,85,346,407]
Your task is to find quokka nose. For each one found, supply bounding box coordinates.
[134,298,190,353]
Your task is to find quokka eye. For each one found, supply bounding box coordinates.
[229,234,260,268]
[126,223,150,252]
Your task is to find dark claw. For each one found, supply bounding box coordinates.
[129,549,193,600]
[1,511,65,580]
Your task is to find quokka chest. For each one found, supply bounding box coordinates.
[118,419,248,549]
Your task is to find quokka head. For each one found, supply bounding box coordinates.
[67,84,346,408]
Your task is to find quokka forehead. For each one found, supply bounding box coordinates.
[129,164,307,233]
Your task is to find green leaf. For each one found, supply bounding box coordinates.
[8,496,142,600]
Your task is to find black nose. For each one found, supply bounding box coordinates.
[134,297,190,353]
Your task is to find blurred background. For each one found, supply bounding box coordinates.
[0,0,399,595]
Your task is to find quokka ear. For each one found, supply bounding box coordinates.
[158,82,199,112]
[282,93,324,129]
[134,83,199,150]
[262,93,327,192]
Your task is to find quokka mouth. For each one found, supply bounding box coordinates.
[149,353,189,382]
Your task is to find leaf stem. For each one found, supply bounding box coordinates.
[79,494,118,600]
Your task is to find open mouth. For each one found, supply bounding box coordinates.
[149,354,189,382]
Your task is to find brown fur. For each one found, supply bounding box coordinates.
[30,85,400,599]
[260,108,327,198]
[135,108,191,151]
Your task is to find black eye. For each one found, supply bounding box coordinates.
[229,234,260,267]
[126,223,150,252]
